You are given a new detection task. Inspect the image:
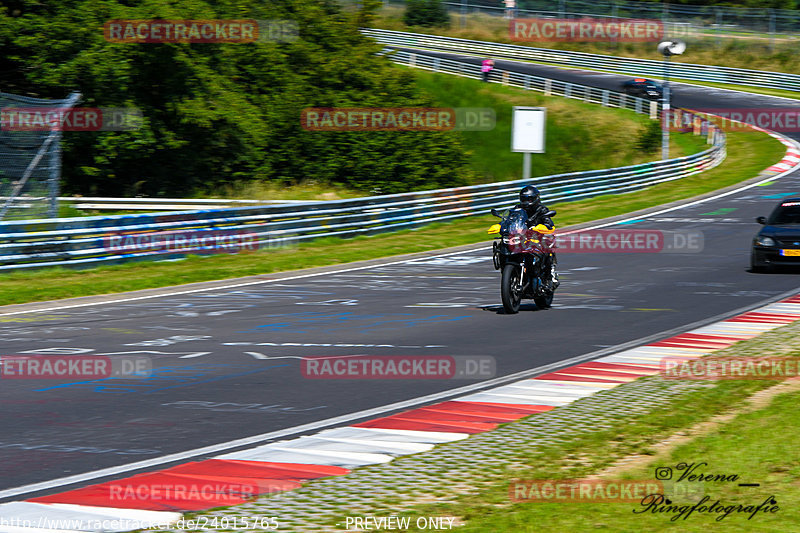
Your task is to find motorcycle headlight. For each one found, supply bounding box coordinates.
[507,236,520,246]
[755,236,776,247]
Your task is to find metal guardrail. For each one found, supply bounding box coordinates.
[57,197,312,211]
[364,28,800,93]
[388,49,662,117]
[0,196,310,211]
[0,53,725,272]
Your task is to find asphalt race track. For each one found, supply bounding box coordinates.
[396,48,800,114]
[3,52,800,501]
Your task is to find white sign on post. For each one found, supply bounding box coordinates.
[512,106,546,180]
[512,106,546,153]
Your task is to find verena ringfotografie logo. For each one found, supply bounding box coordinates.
[1,107,142,131]
[104,19,298,43]
[660,356,800,380]
[300,108,495,132]
[511,467,773,521]
[0,356,151,379]
[510,18,663,42]
[301,355,495,379]
[507,229,703,254]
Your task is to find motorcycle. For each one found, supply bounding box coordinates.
[488,207,559,314]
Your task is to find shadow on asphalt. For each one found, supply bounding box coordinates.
[481,303,548,314]
[748,266,800,275]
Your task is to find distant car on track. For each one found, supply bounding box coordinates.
[751,198,800,272]
[621,78,663,100]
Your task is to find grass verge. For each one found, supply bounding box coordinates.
[411,69,706,183]
[372,9,800,102]
[374,7,800,75]
[0,126,784,307]
[59,70,701,218]
[375,320,800,532]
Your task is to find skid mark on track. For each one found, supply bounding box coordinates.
[32,363,290,394]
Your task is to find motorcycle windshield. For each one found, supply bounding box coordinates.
[502,209,528,235]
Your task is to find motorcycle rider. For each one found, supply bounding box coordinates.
[517,185,553,230]
[516,185,559,290]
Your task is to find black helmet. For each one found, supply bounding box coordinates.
[519,185,540,209]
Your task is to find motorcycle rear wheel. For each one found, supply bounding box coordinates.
[501,264,522,314]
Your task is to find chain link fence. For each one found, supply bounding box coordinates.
[0,91,80,221]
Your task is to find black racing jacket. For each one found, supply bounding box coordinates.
[516,203,554,230]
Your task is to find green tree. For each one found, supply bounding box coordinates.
[403,0,451,28]
[635,120,662,154]
[0,0,469,196]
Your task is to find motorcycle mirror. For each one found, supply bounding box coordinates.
[491,208,501,217]
[756,216,766,225]
[546,210,557,217]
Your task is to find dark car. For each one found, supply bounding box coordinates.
[751,198,800,272]
[621,78,663,101]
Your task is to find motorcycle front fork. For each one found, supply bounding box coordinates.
[548,255,559,289]
[522,256,555,294]
[517,257,555,294]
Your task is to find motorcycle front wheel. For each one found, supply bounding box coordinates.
[501,263,522,314]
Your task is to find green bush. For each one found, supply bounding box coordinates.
[636,120,662,153]
[403,0,450,28]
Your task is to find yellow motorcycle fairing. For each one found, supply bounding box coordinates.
[487,224,501,235]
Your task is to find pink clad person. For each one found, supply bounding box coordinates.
[481,58,495,82]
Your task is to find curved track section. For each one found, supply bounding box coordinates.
[394,48,800,114]
[2,53,800,504]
